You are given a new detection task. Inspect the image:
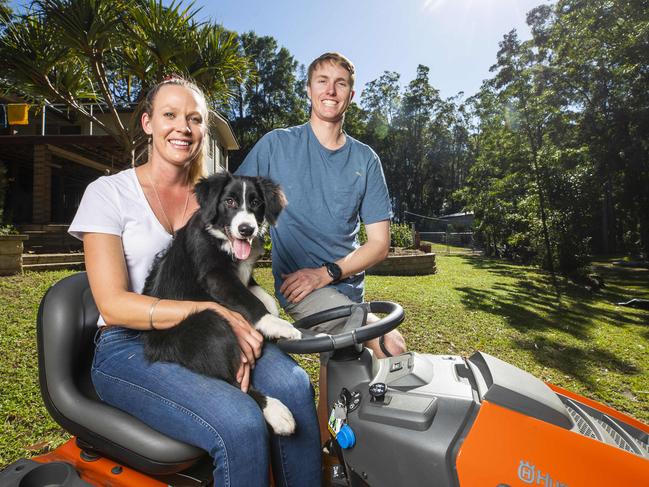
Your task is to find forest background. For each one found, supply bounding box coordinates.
[1,0,648,277]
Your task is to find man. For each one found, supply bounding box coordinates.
[236,52,405,357]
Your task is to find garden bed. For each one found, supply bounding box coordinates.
[367,248,436,276]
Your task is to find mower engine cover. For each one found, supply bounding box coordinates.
[326,350,649,487]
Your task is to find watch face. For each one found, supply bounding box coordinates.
[327,262,342,280]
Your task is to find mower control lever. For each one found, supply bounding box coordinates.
[369,382,387,402]
[369,356,391,402]
[368,352,421,403]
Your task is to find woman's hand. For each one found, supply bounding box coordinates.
[203,302,263,370]
[236,352,252,392]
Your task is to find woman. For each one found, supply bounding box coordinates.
[69,77,322,486]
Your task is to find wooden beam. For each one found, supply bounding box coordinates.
[45,144,114,173]
[0,135,117,146]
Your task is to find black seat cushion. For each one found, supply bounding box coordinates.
[37,272,205,475]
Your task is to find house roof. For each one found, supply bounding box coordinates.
[439,211,474,220]
[211,111,239,150]
[1,98,240,150]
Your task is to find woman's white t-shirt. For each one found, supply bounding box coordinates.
[69,168,173,326]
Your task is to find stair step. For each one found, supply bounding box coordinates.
[18,224,71,231]
[15,224,82,253]
[23,253,84,265]
[23,262,85,272]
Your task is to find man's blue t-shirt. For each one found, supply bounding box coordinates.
[236,122,392,308]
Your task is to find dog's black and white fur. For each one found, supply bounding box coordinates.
[142,171,301,435]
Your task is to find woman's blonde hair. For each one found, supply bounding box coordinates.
[143,76,210,184]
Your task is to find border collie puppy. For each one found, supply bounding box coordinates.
[142,171,300,435]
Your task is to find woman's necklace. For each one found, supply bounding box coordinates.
[146,169,190,238]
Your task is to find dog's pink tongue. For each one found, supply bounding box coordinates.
[233,238,251,260]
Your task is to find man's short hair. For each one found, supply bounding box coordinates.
[307,52,356,88]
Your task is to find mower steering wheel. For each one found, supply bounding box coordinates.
[276,301,404,354]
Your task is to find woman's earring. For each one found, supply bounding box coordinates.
[148,136,152,145]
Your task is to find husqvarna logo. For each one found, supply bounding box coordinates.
[518,460,568,486]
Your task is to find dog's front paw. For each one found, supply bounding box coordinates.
[282,325,302,340]
[256,314,302,340]
[263,397,296,435]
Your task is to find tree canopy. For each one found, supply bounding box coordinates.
[2,0,647,272]
[460,0,649,270]
[223,31,308,170]
[0,0,250,160]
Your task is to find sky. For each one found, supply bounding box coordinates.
[201,0,549,100]
[8,0,548,100]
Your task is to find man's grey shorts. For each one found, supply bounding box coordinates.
[284,286,376,334]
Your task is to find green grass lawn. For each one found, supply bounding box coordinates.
[1,255,647,467]
[427,242,481,254]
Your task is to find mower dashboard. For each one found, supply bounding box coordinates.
[360,353,474,431]
[327,350,477,487]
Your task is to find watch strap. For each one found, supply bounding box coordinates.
[323,262,342,283]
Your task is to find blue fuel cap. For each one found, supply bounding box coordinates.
[336,424,356,449]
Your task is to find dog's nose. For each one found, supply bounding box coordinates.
[238,223,255,238]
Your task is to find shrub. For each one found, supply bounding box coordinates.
[358,223,367,245]
[263,232,272,258]
[391,223,414,248]
[357,222,414,248]
[0,224,18,236]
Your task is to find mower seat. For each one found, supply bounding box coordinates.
[37,272,206,475]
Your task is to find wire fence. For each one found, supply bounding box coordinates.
[401,210,481,255]
[418,231,481,255]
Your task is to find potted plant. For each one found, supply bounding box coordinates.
[0,225,29,275]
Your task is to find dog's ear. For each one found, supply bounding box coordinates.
[257,177,287,226]
[194,172,231,219]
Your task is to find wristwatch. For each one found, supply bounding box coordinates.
[323,262,342,283]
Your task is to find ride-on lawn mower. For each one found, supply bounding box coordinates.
[1,272,648,486]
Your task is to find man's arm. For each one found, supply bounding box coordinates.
[337,220,390,278]
[280,220,390,304]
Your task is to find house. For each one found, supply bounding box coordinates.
[0,98,239,251]
[438,211,474,230]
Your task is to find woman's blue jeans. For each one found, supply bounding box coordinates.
[91,326,322,486]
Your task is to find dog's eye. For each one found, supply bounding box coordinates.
[224,198,238,209]
[250,198,262,208]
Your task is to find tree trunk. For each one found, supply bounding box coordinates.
[638,195,649,259]
[531,150,555,276]
[601,174,615,254]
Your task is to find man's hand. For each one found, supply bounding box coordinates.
[280,267,332,304]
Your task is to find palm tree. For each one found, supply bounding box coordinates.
[0,0,250,163]
[0,0,11,23]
